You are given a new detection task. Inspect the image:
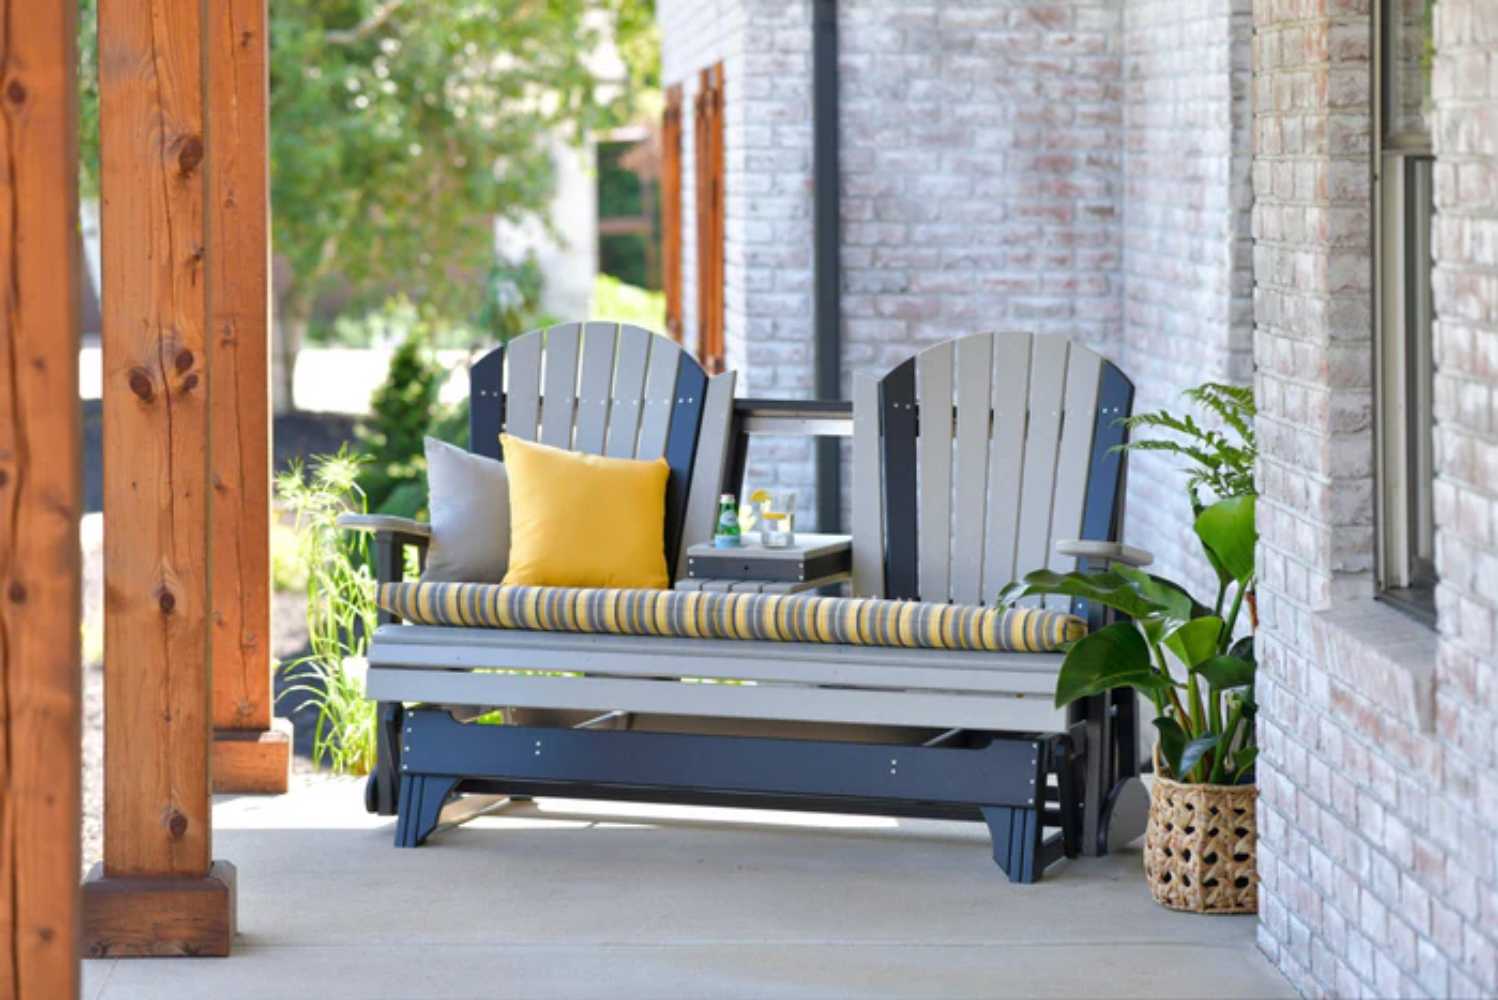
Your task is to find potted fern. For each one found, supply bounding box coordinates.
[1001,384,1259,913]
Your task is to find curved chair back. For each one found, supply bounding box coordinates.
[467,322,736,581]
[851,332,1134,609]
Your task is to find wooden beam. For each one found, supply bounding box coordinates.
[204,0,285,796]
[84,0,237,957]
[0,0,84,993]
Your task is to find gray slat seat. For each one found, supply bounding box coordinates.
[350,327,1150,882]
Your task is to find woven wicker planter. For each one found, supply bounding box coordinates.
[1143,757,1258,914]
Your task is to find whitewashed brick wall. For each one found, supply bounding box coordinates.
[660,0,820,516]
[837,0,1124,386]
[1428,0,1498,993]
[666,0,1129,527]
[1252,0,1498,995]
[1119,0,1255,593]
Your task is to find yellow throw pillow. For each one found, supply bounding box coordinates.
[499,433,671,590]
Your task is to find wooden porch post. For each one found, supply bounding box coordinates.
[204,0,287,796]
[83,0,237,957]
[0,0,84,993]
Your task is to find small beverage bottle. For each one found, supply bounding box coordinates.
[714,493,741,547]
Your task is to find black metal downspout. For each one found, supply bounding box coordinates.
[812,0,842,531]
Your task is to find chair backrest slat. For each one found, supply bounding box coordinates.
[950,334,994,604]
[854,331,1134,609]
[636,336,681,459]
[1047,347,1103,608]
[504,331,542,442]
[879,357,919,600]
[850,373,886,598]
[573,322,618,454]
[1011,336,1070,606]
[539,322,582,448]
[605,324,652,458]
[979,332,1034,602]
[677,369,737,579]
[469,347,505,460]
[916,341,954,604]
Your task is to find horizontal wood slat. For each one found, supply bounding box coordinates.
[369,666,1066,733]
[370,626,1063,695]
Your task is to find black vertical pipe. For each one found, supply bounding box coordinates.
[812,0,842,531]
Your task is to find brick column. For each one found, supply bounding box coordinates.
[1250,0,1378,992]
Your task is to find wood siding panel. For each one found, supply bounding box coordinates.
[661,86,683,343]
[694,64,724,374]
[205,0,274,743]
[99,0,213,877]
[0,0,83,992]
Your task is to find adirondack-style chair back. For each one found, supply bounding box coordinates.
[467,322,736,581]
[851,332,1134,611]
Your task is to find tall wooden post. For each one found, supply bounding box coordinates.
[83,0,237,957]
[0,1,84,993]
[205,0,287,796]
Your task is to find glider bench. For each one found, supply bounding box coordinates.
[344,323,1151,883]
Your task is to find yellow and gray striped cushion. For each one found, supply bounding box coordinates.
[377,582,1084,654]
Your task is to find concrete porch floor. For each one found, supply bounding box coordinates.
[83,778,1292,999]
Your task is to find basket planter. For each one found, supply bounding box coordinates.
[1143,758,1258,914]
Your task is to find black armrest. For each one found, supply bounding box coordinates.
[337,513,430,592]
[337,513,431,540]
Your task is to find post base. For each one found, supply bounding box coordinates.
[82,860,237,957]
[212,717,292,794]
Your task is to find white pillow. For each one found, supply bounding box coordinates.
[421,436,510,583]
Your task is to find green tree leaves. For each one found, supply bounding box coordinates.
[77,0,658,329]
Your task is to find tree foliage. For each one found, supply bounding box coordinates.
[77,0,658,327]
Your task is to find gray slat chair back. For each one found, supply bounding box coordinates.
[468,322,736,581]
[851,332,1133,617]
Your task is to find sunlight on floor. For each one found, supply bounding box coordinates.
[531,797,902,830]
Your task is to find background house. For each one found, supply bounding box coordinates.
[657,1,1497,996]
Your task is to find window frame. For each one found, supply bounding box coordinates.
[1372,0,1438,624]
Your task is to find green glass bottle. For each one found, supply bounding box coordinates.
[714,493,741,547]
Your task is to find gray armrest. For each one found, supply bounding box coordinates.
[1055,539,1154,568]
[336,513,432,539]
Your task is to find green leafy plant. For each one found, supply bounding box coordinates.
[1119,382,1255,512]
[1002,381,1259,786]
[276,449,380,775]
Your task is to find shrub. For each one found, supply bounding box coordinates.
[354,307,447,518]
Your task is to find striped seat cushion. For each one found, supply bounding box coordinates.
[377,582,1084,654]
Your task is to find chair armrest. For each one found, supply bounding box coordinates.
[336,513,432,539]
[1055,539,1154,568]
